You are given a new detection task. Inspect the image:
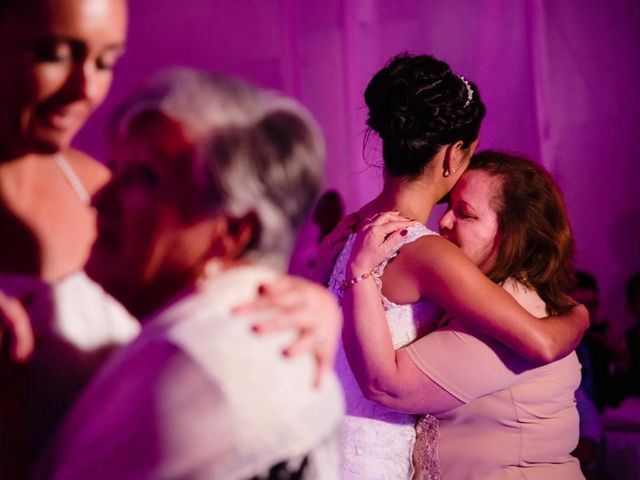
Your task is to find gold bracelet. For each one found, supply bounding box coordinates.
[341,267,378,291]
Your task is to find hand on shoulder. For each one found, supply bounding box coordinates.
[233,275,342,388]
[347,211,418,277]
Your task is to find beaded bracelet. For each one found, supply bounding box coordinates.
[341,267,378,292]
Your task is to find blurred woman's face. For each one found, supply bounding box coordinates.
[0,0,127,156]
[86,115,216,315]
[438,169,502,274]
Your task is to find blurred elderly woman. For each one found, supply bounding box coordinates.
[34,68,344,479]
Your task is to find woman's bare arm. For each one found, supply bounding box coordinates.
[0,291,34,364]
[341,271,463,413]
[401,235,586,362]
[341,212,586,410]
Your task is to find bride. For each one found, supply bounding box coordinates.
[325,53,587,479]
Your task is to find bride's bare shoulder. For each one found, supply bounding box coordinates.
[401,233,458,257]
[397,233,472,275]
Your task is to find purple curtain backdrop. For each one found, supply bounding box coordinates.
[74,0,640,333]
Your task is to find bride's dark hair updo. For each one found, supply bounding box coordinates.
[365,53,486,179]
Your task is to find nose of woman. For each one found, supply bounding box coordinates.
[438,208,455,234]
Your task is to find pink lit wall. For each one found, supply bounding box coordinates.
[74,0,640,333]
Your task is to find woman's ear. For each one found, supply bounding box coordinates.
[442,143,458,177]
[209,211,260,260]
[228,211,260,259]
[451,141,467,175]
[443,140,473,177]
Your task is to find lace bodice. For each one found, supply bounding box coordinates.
[329,224,442,479]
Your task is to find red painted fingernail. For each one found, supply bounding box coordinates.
[400,229,408,236]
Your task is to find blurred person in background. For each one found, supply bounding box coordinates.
[289,189,347,282]
[0,1,131,475]
[572,271,628,409]
[0,1,344,477]
[33,68,344,479]
[624,272,640,397]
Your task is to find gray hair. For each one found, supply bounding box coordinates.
[110,67,325,268]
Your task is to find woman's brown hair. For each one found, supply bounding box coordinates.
[467,151,575,314]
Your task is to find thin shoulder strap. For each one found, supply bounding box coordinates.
[55,154,91,205]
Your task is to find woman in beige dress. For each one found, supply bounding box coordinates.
[316,53,587,479]
[343,151,584,478]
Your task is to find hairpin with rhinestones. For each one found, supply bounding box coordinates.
[459,76,473,108]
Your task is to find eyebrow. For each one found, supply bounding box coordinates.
[35,35,126,52]
[102,43,126,54]
[458,199,477,214]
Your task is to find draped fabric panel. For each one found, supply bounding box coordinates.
[75,0,640,330]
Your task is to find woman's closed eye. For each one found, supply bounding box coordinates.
[32,40,73,63]
[456,208,476,220]
[96,48,123,71]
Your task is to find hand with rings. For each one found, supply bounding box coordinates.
[233,275,341,388]
[347,210,418,279]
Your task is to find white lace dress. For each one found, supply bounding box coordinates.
[329,224,442,479]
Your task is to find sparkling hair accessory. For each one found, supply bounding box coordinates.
[459,76,473,108]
